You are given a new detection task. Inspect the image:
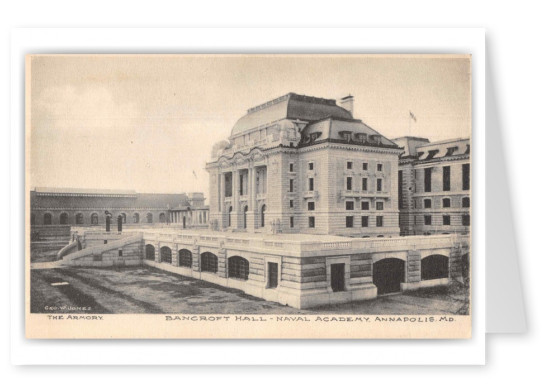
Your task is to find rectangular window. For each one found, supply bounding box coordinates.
[361,201,370,210]
[376,216,383,227]
[462,164,470,190]
[361,216,369,227]
[376,201,384,210]
[443,198,451,208]
[239,174,244,196]
[289,179,294,192]
[309,162,314,170]
[347,177,353,190]
[268,262,278,288]
[363,162,368,171]
[309,177,314,191]
[443,166,451,191]
[424,215,432,225]
[309,216,315,228]
[346,201,354,210]
[347,161,353,169]
[462,197,470,208]
[289,163,294,172]
[224,172,233,197]
[424,167,432,192]
[308,201,315,211]
[377,163,383,172]
[443,215,451,225]
[118,250,123,257]
[424,199,432,208]
[346,216,354,228]
[290,216,294,228]
[377,178,382,192]
[289,199,294,208]
[462,214,470,226]
[362,177,368,191]
[398,170,403,209]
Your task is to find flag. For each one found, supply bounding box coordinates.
[409,111,417,122]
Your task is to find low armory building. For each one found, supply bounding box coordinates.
[30,187,209,233]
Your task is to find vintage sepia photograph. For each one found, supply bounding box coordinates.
[26,54,471,338]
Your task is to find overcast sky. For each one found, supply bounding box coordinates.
[29,54,471,197]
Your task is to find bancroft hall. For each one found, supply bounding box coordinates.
[30,93,471,309]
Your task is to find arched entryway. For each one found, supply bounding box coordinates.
[91,213,99,225]
[179,249,193,268]
[228,256,249,280]
[201,252,218,273]
[145,244,155,260]
[119,213,126,224]
[59,212,68,225]
[160,246,172,263]
[373,258,405,295]
[421,255,449,280]
[75,213,84,225]
[133,213,140,223]
[146,213,153,223]
[43,213,52,225]
[159,213,166,223]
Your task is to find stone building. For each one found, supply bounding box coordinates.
[30,187,208,230]
[206,93,402,238]
[393,137,471,236]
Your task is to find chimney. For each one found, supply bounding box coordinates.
[340,95,354,117]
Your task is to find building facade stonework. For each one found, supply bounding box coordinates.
[206,92,402,238]
[393,137,471,236]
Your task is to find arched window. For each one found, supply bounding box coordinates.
[201,252,218,273]
[59,213,68,225]
[119,213,126,224]
[261,205,266,228]
[243,205,248,229]
[146,213,153,223]
[159,213,166,223]
[228,206,232,227]
[91,213,99,225]
[145,244,155,260]
[75,213,84,225]
[133,213,140,223]
[43,213,52,225]
[228,256,249,280]
[179,249,193,268]
[160,246,172,263]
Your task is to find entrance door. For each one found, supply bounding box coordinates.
[268,262,278,288]
[373,258,405,295]
[331,263,345,292]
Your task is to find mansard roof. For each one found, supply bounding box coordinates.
[300,117,399,149]
[230,93,353,137]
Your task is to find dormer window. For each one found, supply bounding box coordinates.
[369,135,382,144]
[426,150,439,159]
[310,132,322,142]
[339,131,352,142]
[356,133,368,143]
[445,146,458,156]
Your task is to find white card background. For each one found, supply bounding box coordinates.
[10,27,486,365]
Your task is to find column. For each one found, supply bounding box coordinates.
[248,166,256,231]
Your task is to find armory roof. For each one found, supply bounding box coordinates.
[230,93,353,138]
